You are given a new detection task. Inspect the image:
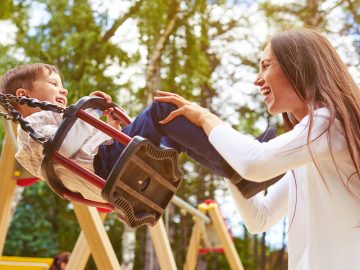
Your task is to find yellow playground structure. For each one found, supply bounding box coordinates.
[0,256,53,270]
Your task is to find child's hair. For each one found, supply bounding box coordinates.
[49,251,70,270]
[0,63,59,96]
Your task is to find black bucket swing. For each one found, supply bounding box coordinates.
[1,94,183,228]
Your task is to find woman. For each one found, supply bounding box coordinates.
[155,28,360,269]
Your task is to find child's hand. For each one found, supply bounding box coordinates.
[90,91,112,104]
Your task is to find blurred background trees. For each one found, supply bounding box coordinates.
[0,0,358,269]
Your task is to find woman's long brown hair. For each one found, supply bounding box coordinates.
[271,28,360,191]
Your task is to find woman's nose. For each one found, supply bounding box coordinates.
[254,76,265,86]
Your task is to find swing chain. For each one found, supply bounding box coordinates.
[0,94,66,114]
[0,94,67,144]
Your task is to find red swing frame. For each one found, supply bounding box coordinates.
[47,103,133,212]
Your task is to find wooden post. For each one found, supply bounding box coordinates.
[0,135,17,255]
[148,218,177,270]
[66,212,107,270]
[183,202,244,270]
[72,203,121,270]
[206,203,244,270]
[183,218,202,270]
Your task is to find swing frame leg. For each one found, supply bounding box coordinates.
[66,211,108,270]
[0,135,17,255]
[184,202,244,270]
[71,203,121,270]
[148,217,177,270]
[183,218,203,270]
[205,203,244,270]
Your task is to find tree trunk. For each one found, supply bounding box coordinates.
[143,228,159,270]
[307,0,322,30]
[253,234,258,270]
[121,225,136,270]
[11,186,24,216]
[260,231,267,270]
[279,219,287,270]
[145,1,179,102]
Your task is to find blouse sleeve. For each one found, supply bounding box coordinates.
[208,108,345,182]
[226,172,290,234]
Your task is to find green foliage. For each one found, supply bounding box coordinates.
[4,181,79,257]
[0,44,22,151]
[12,0,135,104]
[0,0,13,19]
[0,45,19,74]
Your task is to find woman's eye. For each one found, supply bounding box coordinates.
[49,82,57,86]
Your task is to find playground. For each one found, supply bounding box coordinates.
[0,1,359,270]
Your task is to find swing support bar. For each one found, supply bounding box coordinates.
[76,109,132,146]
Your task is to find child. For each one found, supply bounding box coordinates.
[50,252,70,270]
[1,63,269,202]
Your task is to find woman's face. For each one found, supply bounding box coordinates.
[254,44,308,121]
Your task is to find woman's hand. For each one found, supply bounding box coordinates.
[154,90,224,135]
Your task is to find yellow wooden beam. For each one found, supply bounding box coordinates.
[0,135,17,255]
[206,203,244,270]
[72,203,121,270]
[0,256,53,270]
[66,212,107,270]
[183,218,202,270]
[148,218,177,270]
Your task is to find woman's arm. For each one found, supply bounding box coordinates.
[155,92,342,182]
[208,110,337,181]
[227,172,290,234]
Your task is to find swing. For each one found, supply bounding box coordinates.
[0,94,183,228]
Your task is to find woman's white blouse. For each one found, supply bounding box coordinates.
[209,108,360,270]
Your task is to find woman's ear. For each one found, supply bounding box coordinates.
[15,88,29,97]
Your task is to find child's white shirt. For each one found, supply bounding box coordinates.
[16,109,112,202]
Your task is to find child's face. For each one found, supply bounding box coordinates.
[30,69,68,107]
[17,68,68,116]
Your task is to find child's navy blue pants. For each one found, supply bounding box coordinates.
[93,101,235,180]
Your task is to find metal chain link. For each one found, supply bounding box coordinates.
[0,93,67,144]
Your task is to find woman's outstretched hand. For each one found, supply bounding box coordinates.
[154,90,224,136]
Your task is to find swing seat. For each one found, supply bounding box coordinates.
[41,96,183,228]
[102,136,183,228]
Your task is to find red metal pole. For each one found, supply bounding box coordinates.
[63,192,114,211]
[76,109,132,145]
[52,152,106,189]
